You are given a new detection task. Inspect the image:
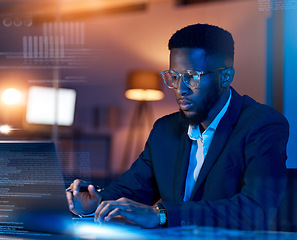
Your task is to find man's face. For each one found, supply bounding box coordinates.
[170,48,225,126]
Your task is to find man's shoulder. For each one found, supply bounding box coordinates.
[156,112,180,122]
[243,95,283,114]
[147,112,188,145]
[239,94,288,127]
[231,88,286,120]
[152,112,186,133]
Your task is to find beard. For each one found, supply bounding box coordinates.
[178,82,221,127]
[179,109,207,127]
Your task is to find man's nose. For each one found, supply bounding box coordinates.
[176,76,190,95]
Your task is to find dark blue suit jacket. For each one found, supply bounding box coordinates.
[100,87,289,230]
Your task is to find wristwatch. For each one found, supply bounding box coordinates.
[155,204,167,226]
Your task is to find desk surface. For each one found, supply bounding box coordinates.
[1,223,297,240]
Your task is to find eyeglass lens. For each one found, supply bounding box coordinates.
[162,71,200,89]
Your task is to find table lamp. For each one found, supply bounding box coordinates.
[125,71,164,101]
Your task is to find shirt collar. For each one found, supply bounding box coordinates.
[188,89,232,140]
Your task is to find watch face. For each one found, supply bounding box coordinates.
[159,211,167,225]
[155,204,167,225]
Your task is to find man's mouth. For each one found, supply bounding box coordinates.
[178,99,192,111]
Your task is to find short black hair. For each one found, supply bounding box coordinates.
[168,23,234,61]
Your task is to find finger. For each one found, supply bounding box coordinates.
[72,179,82,196]
[105,208,123,222]
[115,197,130,203]
[88,185,98,199]
[72,179,88,196]
[94,198,133,221]
[94,201,108,222]
[65,190,74,210]
[95,201,127,223]
[66,183,73,192]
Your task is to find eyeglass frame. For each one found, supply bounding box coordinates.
[160,67,227,90]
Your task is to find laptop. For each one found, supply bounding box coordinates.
[0,141,145,240]
[0,141,77,238]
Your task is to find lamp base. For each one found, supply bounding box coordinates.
[120,101,153,172]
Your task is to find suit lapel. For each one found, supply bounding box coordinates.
[190,88,245,200]
[173,130,192,202]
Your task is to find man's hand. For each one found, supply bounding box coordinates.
[66,179,101,216]
[94,197,160,228]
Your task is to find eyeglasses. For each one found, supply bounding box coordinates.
[160,67,226,90]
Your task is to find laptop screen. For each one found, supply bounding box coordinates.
[0,141,73,235]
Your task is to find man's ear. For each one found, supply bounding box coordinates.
[221,67,235,87]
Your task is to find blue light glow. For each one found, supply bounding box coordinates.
[74,222,147,239]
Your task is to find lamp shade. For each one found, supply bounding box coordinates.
[125,71,164,101]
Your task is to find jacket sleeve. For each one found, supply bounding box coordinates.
[98,123,161,206]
